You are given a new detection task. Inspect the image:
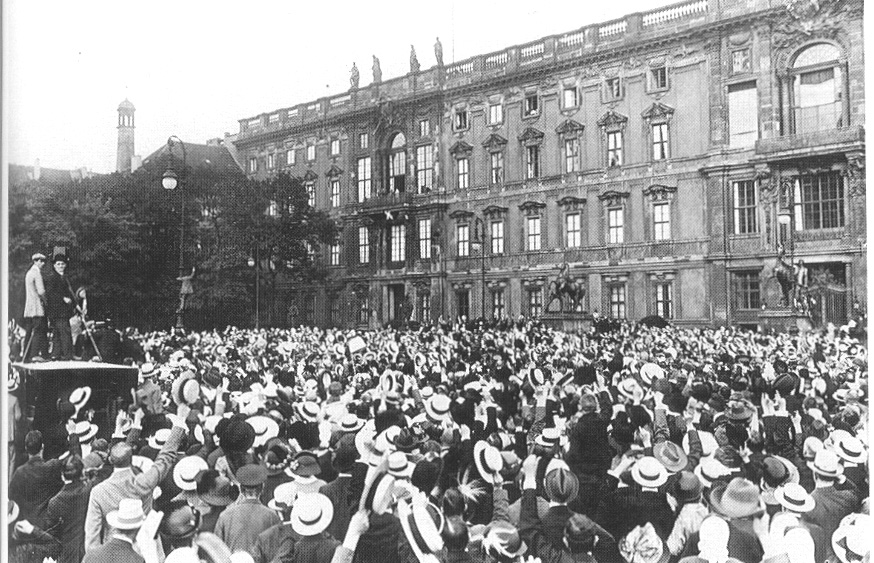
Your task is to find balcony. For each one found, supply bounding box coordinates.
[360,191,413,214]
[755,123,863,161]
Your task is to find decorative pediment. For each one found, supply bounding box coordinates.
[519,201,547,214]
[596,110,629,129]
[641,102,675,121]
[325,165,345,178]
[555,119,585,135]
[483,205,509,218]
[518,127,545,146]
[481,134,508,151]
[643,184,678,201]
[557,196,586,210]
[598,190,630,207]
[449,140,473,157]
[303,169,319,181]
[449,209,475,221]
[522,277,547,288]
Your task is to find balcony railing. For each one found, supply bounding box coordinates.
[360,190,413,210]
[792,102,843,135]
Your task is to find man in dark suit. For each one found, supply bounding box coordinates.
[44,255,76,361]
[82,498,147,563]
[31,456,92,563]
[9,429,78,521]
[320,436,358,541]
[595,455,675,541]
[803,450,862,558]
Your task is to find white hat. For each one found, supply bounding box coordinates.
[473,441,504,484]
[298,401,320,422]
[106,498,146,530]
[8,371,20,393]
[291,493,334,536]
[639,362,665,386]
[617,379,642,401]
[148,428,172,450]
[694,457,731,488]
[808,449,844,478]
[535,427,561,449]
[362,472,396,514]
[832,513,871,563]
[69,387,92,411]
[268,481,298,512]
[398,500,445,560]
[247,416,280,448]
[173,456,208,491]
[388,451,414,479]
[339,413,365,433]
[424,394,451,422]
[165,547,199,563]
[833,434,866,465]
[631,456,668,489]
[72,420,99,444]
[774,483,815,513]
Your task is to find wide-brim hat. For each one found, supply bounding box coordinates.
[694,457,732,488]
[535,427,561,449]
[8,370,20,392]
[833,434,866,464]
[631,457,669,489]
[107,498,146,530]
[807,449,844,477]
[725,400,755,421]
[709,477,763,519]
[482,521,527,560]
[473,441,504,484]
[148,428,172,450]
[362,472,396,514]
[291,493,334,536]
[298,401,320,422]
[247,416,280,449]
[774,483,815,513]
[528,367,546,388]
[832,513,871,563]
[617,379,642,401]
[388,451,414,478]
[339,413,365,433]
[69,386,92,411]
[399,501,444,559]
[268,481,297,512]
[174,456,208,491]
[288,451,322,478]
[424,394,451,422]
[639,362,665,386]
[653,441,688,473]
[73,420,99,444]
[172,371,200,407]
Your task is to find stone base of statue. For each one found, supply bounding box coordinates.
[758,307,813,334]
[540,311,594,333]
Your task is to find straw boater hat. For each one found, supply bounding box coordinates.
[832,513,871,563]
[172,371,201,407]
[9,370,20,393]
[173,456,208,491]
[338,413,365,433]
[808,449,844,478]
[482,522,527,560]
[388,451,414,479]
[833,434,866,465]
[298,401,320,422]
[631,457,669,489]
[69,387,92,412]
[535,427,561,449]
[424,394,451,422]
[362,472,396,514]
[71,420,99,444]
[473,441,504,485]
[290,493,334,536]
[107,498,147,530]
[148,428,172,450]
[247,416,280,448]
[268,482,297,512]
[399,501,445,561]
[639,362,665,386]
[774,483,816,513]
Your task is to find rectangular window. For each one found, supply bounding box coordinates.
[566,212,582,248]
[303,296,315,325]
[418,218,432,259]
[793,67,842,133]
[306,145,316,161]
[564,138,580,173]
[490,151,504,185]
[357,157,371,202]
[416,146,433,192]
[419,293,431,323]
[358,296,369,324]
[359,133,369,150]
[267,200,279,217]
[358,226,370,264]
[563,87,579,108]
[457,158,470,189]
[286,149,296,166]
[390,224,406,263]
[490,220,504,255]
[457,224,470,257]
[419,119,430,137]
[653,202,671,241]
[608,208,624,244]
[650,66,668,90]
[528,288,543,317]
[456,290,470,319]
[492,290,505,319]
[733,271,761,309]
[655,282,673,319]
[728,81,758,148]
[610,285,627,319]
[524,94,539,116]
[248,157,258,173]
[489,103,503,125]
[305,182,315,207]
[330,179,341,208]
[329,297,340,326]
[526,145,540,179]
[652,123,669,161]
[330,139,341,156]
[607,131,623,167]
[454,109,468,131]
[269,113,279,124]
[733,180,758,234]
[732,49,752,74]
[795,173,844,230]
[527,216,541,251]
[330,243,340,266]
[606,77,622,100]
[267,153,276,169]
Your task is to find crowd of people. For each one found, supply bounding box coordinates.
[7,317,870,563]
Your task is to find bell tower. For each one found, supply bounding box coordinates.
[116,99,135,173]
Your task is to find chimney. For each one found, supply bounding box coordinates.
[130,155,143,172]
[33,158,41,181]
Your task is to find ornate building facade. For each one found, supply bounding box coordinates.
[233,0,864,329]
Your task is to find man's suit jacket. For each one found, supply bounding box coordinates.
[84,426,185,550]
[596,485,675,541]
[36,480,92,563]
[320,474,354,541]
[9,454,64,521]
[82,537,144,563]
[805,484,862,557]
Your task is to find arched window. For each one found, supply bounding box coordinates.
[790,43,844,134]
[388,133,406,193]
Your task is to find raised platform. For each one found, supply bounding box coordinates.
[758,308,814,333]
[540,312,594,333]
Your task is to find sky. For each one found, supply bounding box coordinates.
[5,0,680,173]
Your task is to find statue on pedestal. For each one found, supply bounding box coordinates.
[434,37,444,67]
[546,261,586,313]
[372,55,382,83]
[410,45,420,73]
[350,62,360,90]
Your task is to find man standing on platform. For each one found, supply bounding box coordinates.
[45,255,75,361]
[23,252,48,360]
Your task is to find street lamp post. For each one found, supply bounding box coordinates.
[471,217,486,319]
[161,136,187,329]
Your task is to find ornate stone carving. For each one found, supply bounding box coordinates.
[557,196,586,211]
[518,127,545,145]
[598,190,630,207]
[449,140,474,157]
[303,169,319,181]
[772,0,849,54]
[643,184,677,201]
[597,110,629,129]
[519,201,546,214]
[449,209,474,221]
[641,102,675,122]
[481,134,508,151]
[555,119,584,135]
[326,165,344,177]
[483,205,509,218]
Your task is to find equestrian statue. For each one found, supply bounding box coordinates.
[546,261,586,313]
[770,244,811,313]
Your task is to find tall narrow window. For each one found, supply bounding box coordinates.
[457,224,470,257]
[526,146,540,179]
[267,153,276,169]
[456,290,470,319]
[489,104,503,125]
[358,296,370,324]
[418,218,432,259]
[728,82,758,147]
[733,180,758,234]
[605,77,622,100]
[607,131,623,167]
[491,220,504,255]
[286,149,296,166]
[357,157,371,202]
[794,172,844,230]
[791,43,843,134]
[653,202,671,241]
[330,139,341,156]
[565,138,580,173]
[306,145,316,161]
[454,109,468,131]
[388,133,406,193]
[457,158,470,189]
[649,66,668,90]
[359,133,369,149]
[527,288,543,317]
[248,157,258,173]
[419,119,430,137]
[330,179,341,208]
[416,146,433,192]
[652,123,669,161]
[419,293,431,322]
[566,213,582,248]
[733,271,760,309]
[330,243,340,266]
[490,151,504,185]
[524,94,539,117]
[563,87,579,109]
[610,285,627,318]
[608,208,624,244]
[358,226,370,264]
[305,181,315,207]
[492,290,505,319]
[527,216,541,251]
[655,282,673,319]
[390,224,406,263]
